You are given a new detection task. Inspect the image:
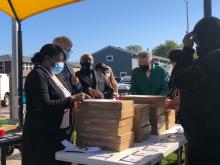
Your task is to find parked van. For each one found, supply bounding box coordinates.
[0,74,9,107]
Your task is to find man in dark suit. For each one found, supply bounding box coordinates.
[53,36,81,94]
[53,36,82,141]
[76,54,113,99]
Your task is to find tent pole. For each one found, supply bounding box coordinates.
[17,22,23,127]
[11,19,19,120]
[8,0,23,126]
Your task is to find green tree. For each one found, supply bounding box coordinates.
[152,40,182,58]
[126,45,143,53]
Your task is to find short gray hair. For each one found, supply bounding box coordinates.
[138,51,152,61]
[53,36,73,47]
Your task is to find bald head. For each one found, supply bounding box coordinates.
[80,53,93,64]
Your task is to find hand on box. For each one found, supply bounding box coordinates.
[72,93,91,102]
[165,96,180,110]
[88,88,104,99]
[71,76,80,86]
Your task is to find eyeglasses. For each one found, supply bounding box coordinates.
[63,49,73,55]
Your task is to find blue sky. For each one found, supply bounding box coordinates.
[0,0,220,61]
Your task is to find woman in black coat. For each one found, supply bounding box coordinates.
[22,44,90,165]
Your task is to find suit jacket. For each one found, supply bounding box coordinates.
[76,69,113,99]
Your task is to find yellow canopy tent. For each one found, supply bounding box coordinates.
[0,0,83,126]
[0,0,82,21]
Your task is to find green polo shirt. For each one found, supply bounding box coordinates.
[130,64,169,96]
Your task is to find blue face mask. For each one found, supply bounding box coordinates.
[51,62,64,74]
[65,52,70,61]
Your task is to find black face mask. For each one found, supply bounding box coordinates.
[139,65,149,72]
[81,62,93,70]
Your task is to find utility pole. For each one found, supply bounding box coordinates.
[184,0,190,33]
[204,0,212,17]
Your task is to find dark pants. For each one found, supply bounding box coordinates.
[22,127,71,165]
[184,124,220,165]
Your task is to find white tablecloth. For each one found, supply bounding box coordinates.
[56,125,187,165]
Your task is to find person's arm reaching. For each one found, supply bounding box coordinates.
[29,70,73,112]
[174,33,208,90]
[29,70,91,112]
[71,76,82,93]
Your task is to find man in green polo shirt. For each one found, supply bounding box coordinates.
[130,51,169,96]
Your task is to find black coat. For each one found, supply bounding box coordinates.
[76,69,113,99]
[168,65,179,99]
[174,47,220,164]
[23,65,72,165]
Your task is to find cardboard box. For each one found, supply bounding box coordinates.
[133,104,151,142]
[134,104,150,124]
[77,135,134,152]
[151,120,167,135]
[75,99,134,151]
[77,132,133,144]
[121,95,168,135]
[76,100,134,120]
[134,125,151,142]
[150,113,166,123]
[166,110,176,129]
[76,131,134,152]
[77,99,134,111]
[76,117,133,130]
[76,121,133,136]
[150,106,166,117]
[121,95,165,107]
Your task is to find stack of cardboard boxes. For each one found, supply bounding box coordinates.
[133,104,151,142]
[75,96,176,151]
[75,100,134,151]
[121,95,176,135]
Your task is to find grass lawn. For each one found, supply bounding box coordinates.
[0,118,9,125]
[162,153,179,165]
[162,147,186,165]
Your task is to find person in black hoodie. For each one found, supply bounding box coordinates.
[165,49,182,123]
[23,44,91,165]
[174,17,220,165]
[168,49,182,99]
[76,53,113,99]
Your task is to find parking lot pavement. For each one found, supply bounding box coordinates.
[1,149,22,165]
